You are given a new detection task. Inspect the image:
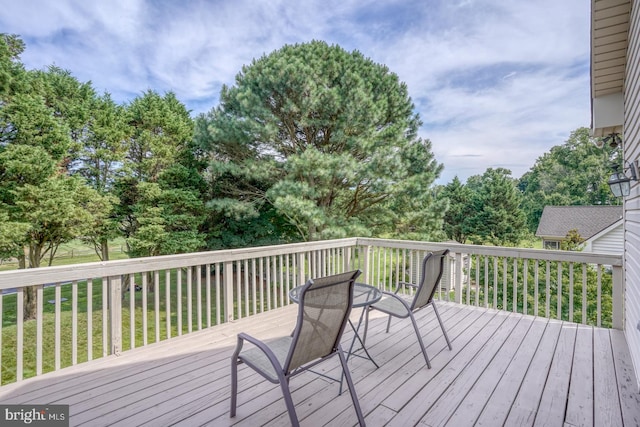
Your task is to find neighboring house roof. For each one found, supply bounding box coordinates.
[535,206,623,240]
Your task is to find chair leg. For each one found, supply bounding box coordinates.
[278,374,300,427]
[432,301,452,350]
[230,359,238,417]
[363,307,369,345]
[338,349,366,427]
[386,314,392,333]
[409,312,431,368]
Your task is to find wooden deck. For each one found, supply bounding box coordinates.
[0,302,639,426]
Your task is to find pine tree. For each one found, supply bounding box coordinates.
[196,41,444,242]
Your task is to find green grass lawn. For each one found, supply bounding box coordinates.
[0,238,129,272]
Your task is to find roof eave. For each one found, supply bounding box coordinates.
[590,0,631,137]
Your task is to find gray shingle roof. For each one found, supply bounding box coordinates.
[535,206,623,240]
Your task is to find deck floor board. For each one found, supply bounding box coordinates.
[0,302,638,427]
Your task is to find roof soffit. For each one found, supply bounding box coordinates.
[591,0,631,100]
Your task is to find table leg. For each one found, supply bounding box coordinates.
[339,305,379,394]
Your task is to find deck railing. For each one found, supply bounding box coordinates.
[358,238,623,329]
[0,237,623,386]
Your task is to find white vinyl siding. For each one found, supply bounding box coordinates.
[584,223,624,254]
[623,0,640,387]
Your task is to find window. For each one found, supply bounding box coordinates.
[544,240,560,250]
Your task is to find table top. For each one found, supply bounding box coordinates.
[288,281,381,308]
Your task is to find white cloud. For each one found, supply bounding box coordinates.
[1,0,591,183]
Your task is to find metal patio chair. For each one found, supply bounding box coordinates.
[366,249,452,368]
[230,270,366,427]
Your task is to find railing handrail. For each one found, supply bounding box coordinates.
[0,237,623,290]
[355,237,623,266]
[0,237,360,290]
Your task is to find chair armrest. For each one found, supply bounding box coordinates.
[232,332,284,383]
[234,332,283,371]
[396,281,418,294]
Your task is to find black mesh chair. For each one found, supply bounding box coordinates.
[366,249,452,368]
[230,270,365,427]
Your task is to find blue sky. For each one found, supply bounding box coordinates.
[0,0,591,183]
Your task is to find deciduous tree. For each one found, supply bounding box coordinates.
[519,127,619,231]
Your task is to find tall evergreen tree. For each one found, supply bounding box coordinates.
[116,90,206,257]
[0,34,26,98]
[0,35,112,318]
[125,90,193,182]
[439,176,474,243]
[73,93,129,260]
[197,41,445,242]
[466,168,526,246]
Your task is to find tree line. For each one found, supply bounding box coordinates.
[1,34,623,274]
[439,127,622,246]
[0,36,447,272]
[1,34,622,320]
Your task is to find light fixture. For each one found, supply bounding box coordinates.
[608,161,638,197]
[602,133,622,148]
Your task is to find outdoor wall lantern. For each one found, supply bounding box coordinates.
[608,161,638,197]
[602,132,622,148]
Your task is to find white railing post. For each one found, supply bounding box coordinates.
[363,245,371,285]
[16,288,23,382]
[455,252,463,303]
[345,246,352,272]
[612,265,624,329]
[35,284,43,376]
[297,252,305,285]
[224,261,235,322]
[108,276,122,355]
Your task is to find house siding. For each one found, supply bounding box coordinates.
[585,224,624,254]
[624,0,640,386]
